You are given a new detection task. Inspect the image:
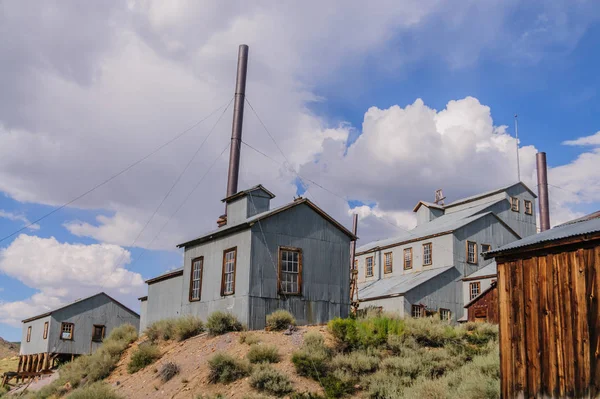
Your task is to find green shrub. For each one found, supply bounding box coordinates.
[265,309,296,331]
[247,344,281,364]
[291,332,330,380]
[106,323,138,344]
[67,382,123,399]
[159,362,180,382]
[363,370,405,399]
[289,393,326,399]
[328,318,358,351]
[146,319,176,342]
[322,370,355,398]
[208,353,251,384]
[127,343,161,373]
[463,323,498,346]
[85,350,119,381]
[328,314,405,351]
[207,311,243,335]
[249,364,294,396]
[174,315,205,341]
[330,351,379,375]
[239,332,261,345]
[403,317,462,348]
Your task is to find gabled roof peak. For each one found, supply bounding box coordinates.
[221,184,275,203]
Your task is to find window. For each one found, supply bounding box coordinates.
[439,308,452,321]
[43,322,49,340]
[60,322,74,340]
[189,257,203,302]
[467,241,478,264]
[481,244,491,254]
[366,256,374,277]
[221,247,237,296]
[384,252,393,274]
[403,248,413,270]
[26,326,31,342]
[411,305,424,318]
[423,243,432,266]
[279,247,302,295]
[470,282,481,300]
[92,325,105,342]
[524,200,533,215]
[511,197,520,212]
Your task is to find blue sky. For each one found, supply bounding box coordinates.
[1,1,599,342]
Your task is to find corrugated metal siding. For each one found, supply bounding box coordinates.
[20,316,51,355]
[181,229,252,326]
[145,275,184,328]
[247,202,351,329]
[403,267,462,321]
[139,300,147,333]
[47,295,140,355]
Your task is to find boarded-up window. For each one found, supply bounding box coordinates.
[524,200,533,215]
[366,256,374,277]
[404,248,413,270]
[221,247,237,296]
[60,322,74,340]
[439,308,452,321]
[470,282,481,300]
[92,325,105,342]
[384,252,393,274]
[26,326,31,342]
[43,322,49,340]
[467,241,478,264]
[279,247,302,295]
[423,243,432,266]
[411,305,424,318]
[190,257,203,302]
[511,197,520,212]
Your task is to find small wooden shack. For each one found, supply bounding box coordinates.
[485,212,600,399]
[464,281,498,323]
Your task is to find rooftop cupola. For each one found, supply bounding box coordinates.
[219,184,275,226]
[413,201,445,226]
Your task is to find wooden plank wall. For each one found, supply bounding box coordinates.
[467,285,499,323]
[498,244,600,398]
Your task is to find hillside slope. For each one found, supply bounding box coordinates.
[0,338,19,359]
[107,327,325,398]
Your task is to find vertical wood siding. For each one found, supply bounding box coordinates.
[497,244,600,398]
[466,284,498,323]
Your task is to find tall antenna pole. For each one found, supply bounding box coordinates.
[226,44,249,198]
[515,114,521,182]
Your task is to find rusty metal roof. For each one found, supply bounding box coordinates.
[485,212,600,258]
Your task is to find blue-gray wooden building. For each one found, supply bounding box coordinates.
[140,185,356,331]
[355,182,537,322]
[19,292,139,372]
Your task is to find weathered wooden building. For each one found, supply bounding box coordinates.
[485,212,600,398]
[356,182,536,321]
[464,280,498,323]
[141,186,356,330]
[19,292,139,372]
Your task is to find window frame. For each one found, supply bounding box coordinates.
[466,241,478,264]
[423,242,432,266]
[26,326,32,343]
[511,197,520,212]
[403,247,413,270]
[384,252,393,274]
[481,243,492,254]
[411,304,424,318]
[189,256,204,302]
[43,321,49,340]
[278,246,303,296]
[365,256,374,277]
[91,325,106,343]
[469,282,481,300]
[439,308,452,321]
[60,322,74,341]
[221,247,237,296]
[524,200,533,215]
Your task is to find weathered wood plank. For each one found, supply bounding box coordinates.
[573,248,590,396]
[523,257,541,398]
[498,260,512,399]
[591,246,600,397]
[514,259,528,395]
[551,253,566,397]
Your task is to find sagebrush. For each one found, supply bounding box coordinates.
[265,309,296,331]
[127,343,161,374]
[250,364,294,396]
[208,353,251,383]
[246,344,281,364]
[207,311,243,335]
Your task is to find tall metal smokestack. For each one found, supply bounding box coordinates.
[226,44,249,199]
[536,152,550,232]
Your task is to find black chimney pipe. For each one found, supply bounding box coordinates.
[536,152,550,231]
[226,44,249,199]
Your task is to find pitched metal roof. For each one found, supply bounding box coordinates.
[177,198,356,248]
[463,261,497,281]
[444,182,536,208]
[485,213,600,258]
[555,210,600,227]
[22,292,139,323]
[357,199,508,253]
[221,184,276,203]
[358,265,455,300]
[145,267,184,284]
[412,201,444,212]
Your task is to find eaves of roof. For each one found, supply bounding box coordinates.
[444,182,537,209]
[145,268,184,285]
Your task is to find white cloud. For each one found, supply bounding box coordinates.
[562,131,600,146]
[0,210,39,231]
[0,235,144,326]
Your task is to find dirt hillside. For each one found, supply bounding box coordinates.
[107,326,327,398]
[0,337,19,359]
